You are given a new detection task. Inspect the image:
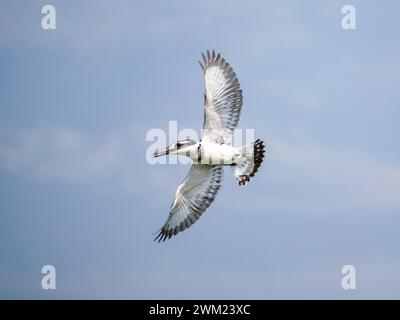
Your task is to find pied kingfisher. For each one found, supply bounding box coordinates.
[153,50,265,242]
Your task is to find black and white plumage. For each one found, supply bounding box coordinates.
[153,50,265,242]
[199,50,243,145]
[154,165,223,242]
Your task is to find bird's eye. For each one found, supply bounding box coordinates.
[176,143,182,148]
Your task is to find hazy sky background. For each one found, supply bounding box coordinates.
[1,0,400,299]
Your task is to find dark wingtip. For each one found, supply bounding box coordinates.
[154,230,163,242]
[154,228,173,243]
[201,49,226,71]
[198,60,204,71]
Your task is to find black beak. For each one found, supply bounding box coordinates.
[153,148,169,158]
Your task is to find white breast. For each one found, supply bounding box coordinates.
[200,142,239,165]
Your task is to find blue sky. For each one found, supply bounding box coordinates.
[1,0,400,299]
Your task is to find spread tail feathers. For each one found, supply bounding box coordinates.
[234,139,265,186]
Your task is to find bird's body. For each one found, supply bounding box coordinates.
[176,141,244,165]
[153,50,265,242]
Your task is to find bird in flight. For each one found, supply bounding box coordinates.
[153,50,265,242]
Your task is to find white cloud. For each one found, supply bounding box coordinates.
[270,139,400,209]
[0,126,129,185]
[1,126,399,211]
[0,125,188,199]
[217,137,400,215]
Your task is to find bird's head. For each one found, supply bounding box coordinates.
[153,139,197,157]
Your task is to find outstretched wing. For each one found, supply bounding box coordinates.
[199,50,243,144]
[154,165,224,242]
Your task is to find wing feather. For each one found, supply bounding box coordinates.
[199,50,243,144]
[154,165,224,242]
